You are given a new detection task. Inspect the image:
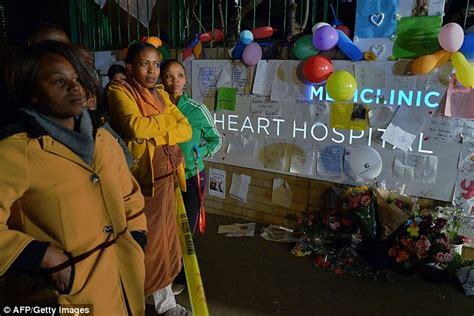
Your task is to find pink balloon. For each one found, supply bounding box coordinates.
[312,25,339,51]
[242,42,262,66]
[438,23,464,52]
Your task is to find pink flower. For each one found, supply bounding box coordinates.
[435,252,454,263]
[416,235,431,251]
[462,235,472,244]
[360,194,372,206]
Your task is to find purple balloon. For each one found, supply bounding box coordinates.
[242,42,262,66]
[312,25,339,51]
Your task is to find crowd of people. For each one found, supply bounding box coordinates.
[0,23,221,316]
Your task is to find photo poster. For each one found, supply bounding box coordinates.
[192,59,469,202]
[208,168,226,198]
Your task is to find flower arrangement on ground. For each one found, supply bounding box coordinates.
[388,210,454,271]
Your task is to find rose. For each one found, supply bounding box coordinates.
[360,193,372,206]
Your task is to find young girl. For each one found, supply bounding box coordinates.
[0,41,147,315]
[160,59,222,233]
[107,42,192,315]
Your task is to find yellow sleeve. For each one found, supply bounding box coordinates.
[0,137,35,275]
[157,87,192,145]
[107,84,191,145]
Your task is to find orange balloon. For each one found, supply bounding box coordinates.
[411,50,451,75]
[146,36,162,48]
[303,55,333,83]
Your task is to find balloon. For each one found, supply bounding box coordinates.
[335,29,363,61]
[232,41,247,59]
[251,26,276,39]
[311,22,330,34]
[326,70,357,102]
[193,40,203,58]
[242,42,262,66]
[460,33,474,60]
[312,25,339,51]
[294,34,319,60]
[411,50,451,75]
[345,146,382,182]
[336,25,350,37]
[200,29,224,43]
[438,23,464,52]
[146,36,162,48]
[302,55,333,83]
[239,30,254,45]
[188,33,200,49]
[452,51,474,88]
[157,46,170,61]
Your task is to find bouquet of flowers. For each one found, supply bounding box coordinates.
[388,212,454,271]
[343,186,378,239]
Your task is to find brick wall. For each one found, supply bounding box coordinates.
[203,161,445,228]
[204,161,340,227]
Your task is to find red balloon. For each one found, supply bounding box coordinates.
[303,55,333,83]
[336,25,350,37]
[200,29,224,43]
[251,26,276,39]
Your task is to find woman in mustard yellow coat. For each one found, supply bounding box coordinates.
[0,42,147,315]
[107,42,192,315]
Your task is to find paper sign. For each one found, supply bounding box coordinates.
[208,168,226,198]
[272,178,293,208]
[216,87,237,111]
[229,173,251,203]
[317,145,344,179]
[445,76,474,119]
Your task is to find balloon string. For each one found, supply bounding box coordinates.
[463,0,470,30]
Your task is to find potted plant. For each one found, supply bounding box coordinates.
[436,206,471,255]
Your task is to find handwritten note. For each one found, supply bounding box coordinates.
[317,145,344,179]
[264,137,286,171]
[252,60,279,96]
[250,96,281,118]
[229,173,251,203]
[289,140,315,174]
[394,152,438,184]
[232,63,253,94]
[381,106,431,152]
[272,178,293,208]
[445,76,474,119]
[216,87,237,111]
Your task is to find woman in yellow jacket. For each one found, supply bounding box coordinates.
[0,41,147,315]
[107,41,192,315]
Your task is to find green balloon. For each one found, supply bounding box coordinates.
[158,46,171,61]
[294,34,319,60]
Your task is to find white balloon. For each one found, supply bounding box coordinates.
[344,146,383,182]
[312,22,330,34]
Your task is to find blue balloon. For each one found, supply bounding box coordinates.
[335,29,363,61]
[239,30,254,45]
[232,41,247,59]
[460,33,474,60]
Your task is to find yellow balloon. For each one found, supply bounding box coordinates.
[452,51,474,88]
[411,50,451,75]
[326,70,357,102]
